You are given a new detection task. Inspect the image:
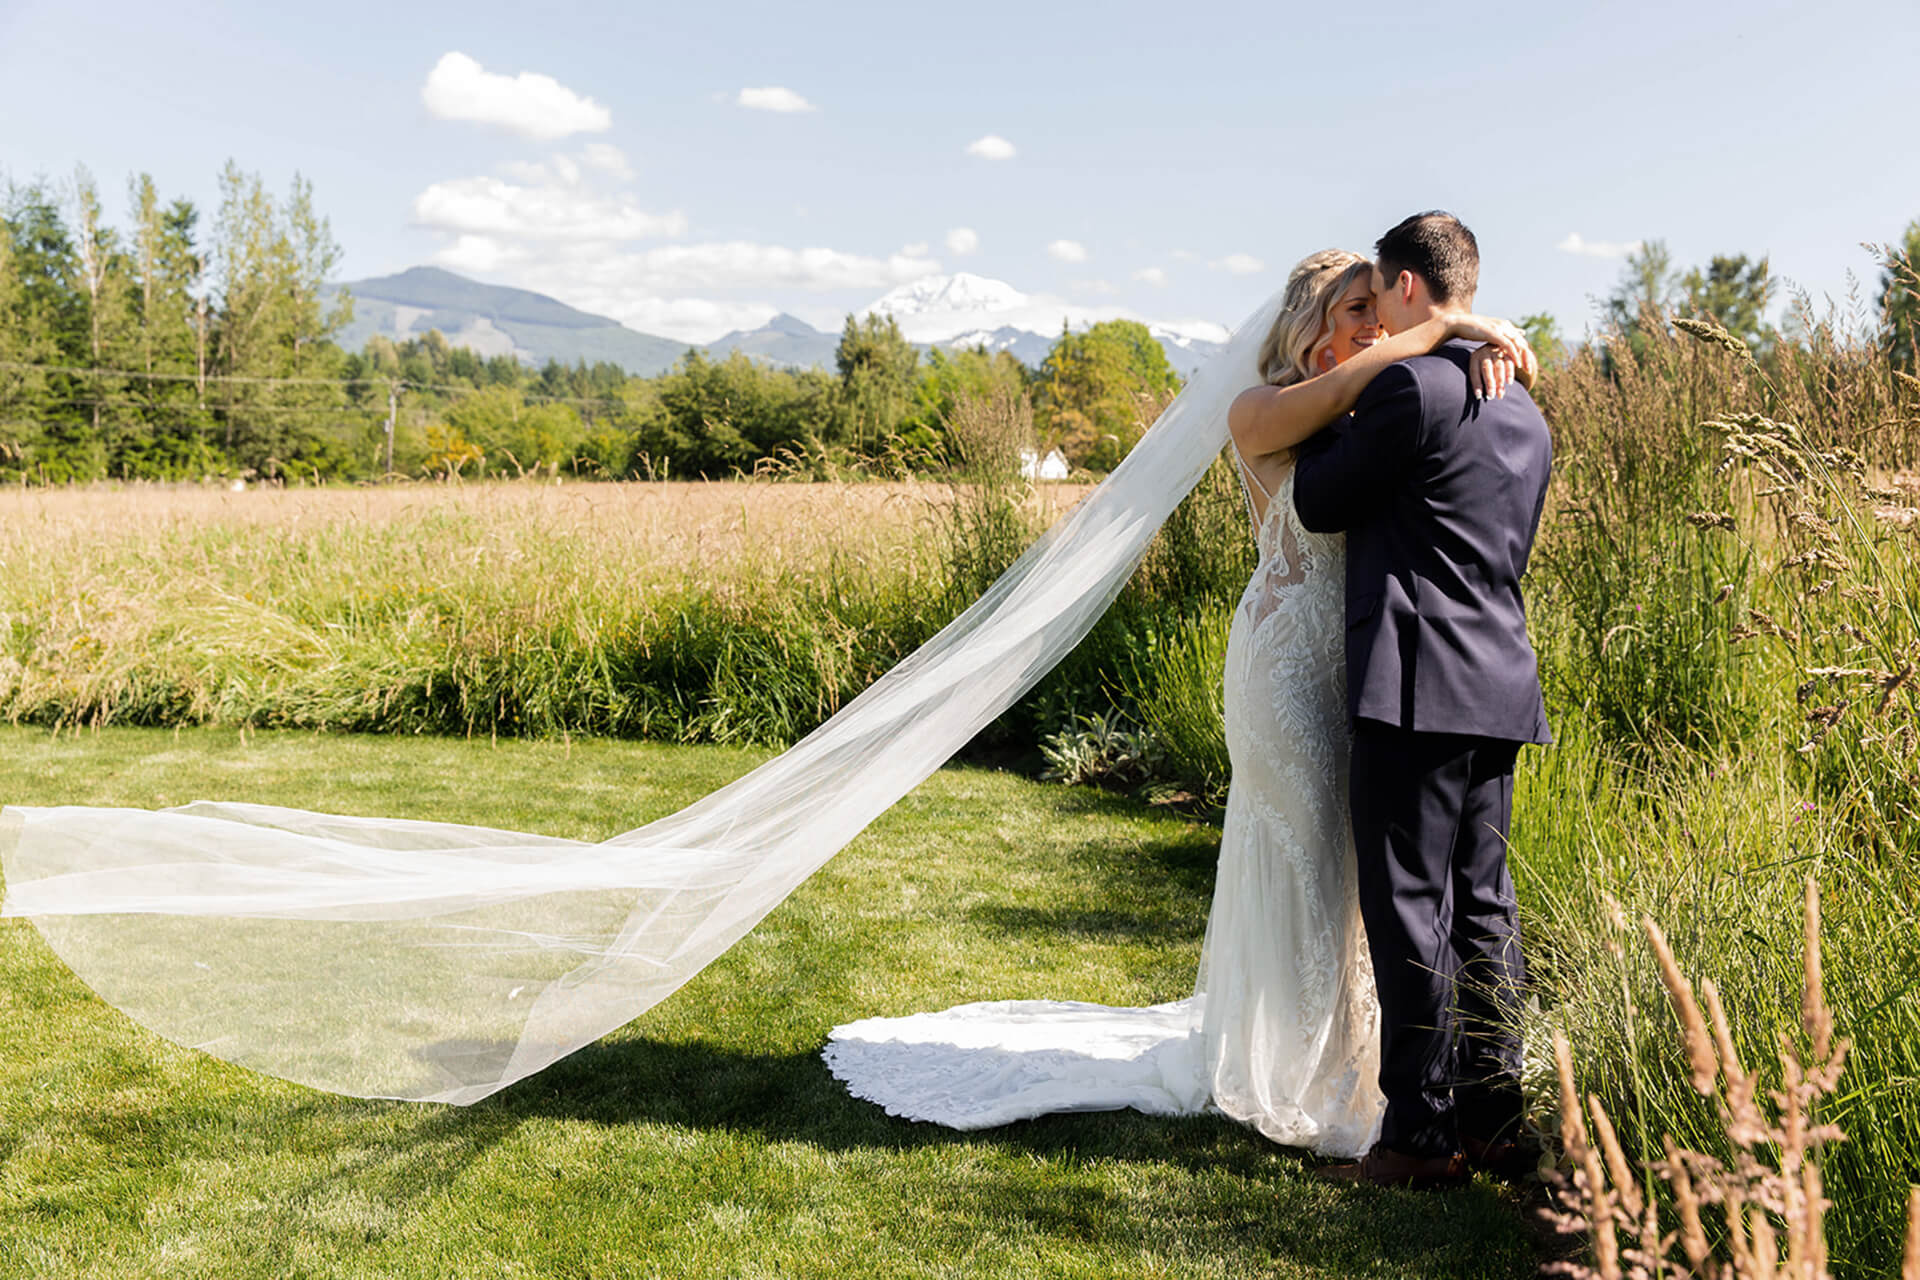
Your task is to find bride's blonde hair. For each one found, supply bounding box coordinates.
[1255,249,1372,387]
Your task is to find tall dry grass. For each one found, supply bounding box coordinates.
[0,479,1087,743]
[1515,297,1920,1276]
[1546,881,1856,1278]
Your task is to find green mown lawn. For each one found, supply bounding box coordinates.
[0,727,1542,1278]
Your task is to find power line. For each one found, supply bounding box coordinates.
[0,359,382,389]
[38,398,381,418]
[0,359,645,410]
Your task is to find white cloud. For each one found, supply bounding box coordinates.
[1047,239,1088,264]
[965,134,1017,160]
[866,278,1226,350]
[1171,248,1201,263]
[579,143,635,181]
[499,158,554,183]
[618,243,940,291]
[1133,266,1168,286]
[1213,252,1266,276]
[434,234,521,275]
[421,51,611,140]
[945,226,979,255]
[426,240,941,343]
[612,297,783,342]
[737,86,817,113]
[899,241,930,257]
[412,175,685,241]
[1072,279,1118,297]
[1557,232,1643,259]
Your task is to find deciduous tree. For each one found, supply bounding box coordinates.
[1035,319,1179,470]
[1519,313,1568,369]
[69,166,140,473]
[1605,240,1677,334]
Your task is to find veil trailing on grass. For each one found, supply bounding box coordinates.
[0,289,1286,1105]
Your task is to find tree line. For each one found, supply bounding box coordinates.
[0,165,1184,483]
[2,163,1914,484]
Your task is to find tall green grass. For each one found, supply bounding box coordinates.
[1511,309,1920,1275]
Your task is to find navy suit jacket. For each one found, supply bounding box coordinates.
[1292,340,1552,744]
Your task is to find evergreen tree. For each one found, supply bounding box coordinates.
[1879,218,1920,371]
[0,215,52,470]
[209,163,353,476]
[1681,253,1774,353]
[127,176,214,474]
[835,312,918,453]
[3,181,89,477]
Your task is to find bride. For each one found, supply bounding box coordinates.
[0,252,1529,1119]
[822,249,1534,1157]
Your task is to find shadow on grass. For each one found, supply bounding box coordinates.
[968,902,1209,944]
[461,1035,1542,1277]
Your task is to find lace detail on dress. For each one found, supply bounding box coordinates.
[1239,467,1320,630]
[1201,465,1381,1153]
[823,460,1382,1157]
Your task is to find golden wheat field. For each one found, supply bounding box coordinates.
[3,480,1083,581]
[0,479,1096,738]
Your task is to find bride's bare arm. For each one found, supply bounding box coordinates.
[1227,314,1533,459]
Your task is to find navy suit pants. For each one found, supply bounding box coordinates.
[1349,719,1527,1157]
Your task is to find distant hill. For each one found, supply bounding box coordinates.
[324,266,1227,379]
[325,267,692,375]
[704,313,840,369]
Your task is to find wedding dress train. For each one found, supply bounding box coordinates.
[1,287,1374,1120]
[824,464,1384,1157]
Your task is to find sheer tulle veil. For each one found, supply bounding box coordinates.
[0,288,1288,1105]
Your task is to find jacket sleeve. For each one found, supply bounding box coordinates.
[1291,362,1423,533]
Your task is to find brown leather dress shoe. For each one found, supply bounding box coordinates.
[1462,1134,1540,1182]
[1315,1144,1469,1189]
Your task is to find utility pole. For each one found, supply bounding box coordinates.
[384,379,400,478]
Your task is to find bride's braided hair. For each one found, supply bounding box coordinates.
[1255,248,1372,388]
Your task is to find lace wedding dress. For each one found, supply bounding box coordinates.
[823,459,1384,1157]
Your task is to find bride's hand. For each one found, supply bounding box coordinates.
[1470,346,1522,400]
[1446,314,1538,398]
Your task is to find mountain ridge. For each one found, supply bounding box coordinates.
[325,267,1224,378]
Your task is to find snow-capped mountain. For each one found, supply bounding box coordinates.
[866,272,1032,325]
[863,272,1228,375]
[1150,324,1230,377]
[327,268,1229,379]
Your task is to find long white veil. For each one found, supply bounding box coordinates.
[0,289,1285,1105]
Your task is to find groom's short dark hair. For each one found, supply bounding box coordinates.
[1375,212,1479,304]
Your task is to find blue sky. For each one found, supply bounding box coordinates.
[2,0,1915,345]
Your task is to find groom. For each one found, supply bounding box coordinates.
[1293,211,1552,1188]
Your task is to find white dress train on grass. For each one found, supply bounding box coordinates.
[823,461,1384,1157]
